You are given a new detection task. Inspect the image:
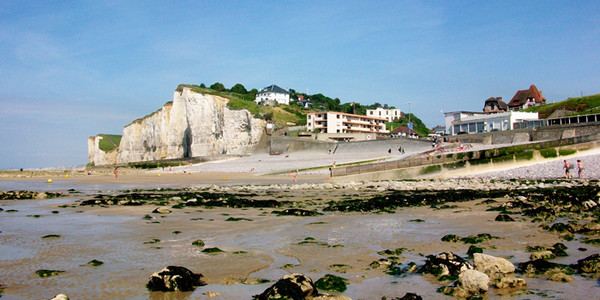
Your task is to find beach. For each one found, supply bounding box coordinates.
[1,149,600,299]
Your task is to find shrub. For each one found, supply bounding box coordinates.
[539,148,558,158]
[515,151,534,161]
[559,148,577,156]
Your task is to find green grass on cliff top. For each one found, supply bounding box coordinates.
[98,134,122,152]
[523,93,600,118]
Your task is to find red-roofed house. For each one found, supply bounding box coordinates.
[507,84,546,111]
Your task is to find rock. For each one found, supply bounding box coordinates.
[495,214,515,222]
[146,266,205,292]
[256,273,318,300]
[203,291,221,297]
[50,294,69,300]
[395,292,423,300]
[548,272,574,282]
[314,274,348,293]
[493,276,527,289]
[576,253,600,273]
[473,253,515,280]
[152,207,171,214]
[313,295,352,300]
[583,200,597,210]
[192,240,205,247]
[530,250,555,261]
[467,245,483,258]
[419,252,473,278]
[455,269,489,297]
[518,259,574,276]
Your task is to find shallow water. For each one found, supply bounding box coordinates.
[1,181,600,299]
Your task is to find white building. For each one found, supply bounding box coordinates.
[307,112,389,134]
[366,107,403,122]
[254,84,290,105]
[444,111,539,135]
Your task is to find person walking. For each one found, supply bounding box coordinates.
[114,168,118,180]
[577,160,584,178]
[563,160,572,179]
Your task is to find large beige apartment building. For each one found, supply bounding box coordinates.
[306,112,389,134]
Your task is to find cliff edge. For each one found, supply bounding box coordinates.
[89,86,266,166]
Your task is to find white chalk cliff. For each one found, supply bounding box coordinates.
[89,87,265,165]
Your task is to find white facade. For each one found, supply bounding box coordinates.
[254,85,290,105]
[444,111,539,135]
[366,107,402,122]
[307,112,389,134]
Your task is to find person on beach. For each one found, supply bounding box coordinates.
[563,160,572,179]
[114,168,118,180]
[577,160,584,178]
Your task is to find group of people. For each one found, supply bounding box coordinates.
[388,146,406,155]
[563,159,584,178]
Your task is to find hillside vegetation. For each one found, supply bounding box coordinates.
[386,113,430,137]
[98,134,122,152]
[524,93,600,118]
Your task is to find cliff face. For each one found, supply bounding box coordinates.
[108,87,265,164]
[87,136,119,166]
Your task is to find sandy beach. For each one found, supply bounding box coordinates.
[1,148,600,299]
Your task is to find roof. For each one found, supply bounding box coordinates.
[508,84,546,108]
[260,84,289,94]
[484,97,508,111]
[390,126,417,134]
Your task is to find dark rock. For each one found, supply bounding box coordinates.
[192,240,205,247]
[272,209,322,216]
[395,292,423,300]
[495,214,515,222]
[576,254,600,273]
[314,274,348,292]
[35,270,65,278]
[146,266,205,292]
[467,245,484,258]
[418,252,473,278]
[518,259,574,275]
[256,273,318,300]
[547,222,575,234]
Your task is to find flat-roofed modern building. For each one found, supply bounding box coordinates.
[307,111,389,135]
[366,107,403,122]
[444,111,539,135]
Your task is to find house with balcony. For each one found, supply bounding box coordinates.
[366,107,403,122]
[254,84,290,105]
[306,111,389,141]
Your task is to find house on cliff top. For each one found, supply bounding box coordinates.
[507,84,546,111]
[255,84,290,106]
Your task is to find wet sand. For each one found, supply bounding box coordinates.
[1,183,599,299]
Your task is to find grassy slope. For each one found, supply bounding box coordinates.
[524,93,600,118]
[98,134,122,152]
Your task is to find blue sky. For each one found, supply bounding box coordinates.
[0,1,598,169]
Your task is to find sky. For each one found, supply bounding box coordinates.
[0,1,598,169]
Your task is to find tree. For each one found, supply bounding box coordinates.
[210,82,226,92]
[200,83,206,88]
[230,83,248,94]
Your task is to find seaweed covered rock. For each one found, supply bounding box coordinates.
[256,273,318,300]
[314,274,348,292]
[576,253,600,273]
[272,209,322,216]
[495,214,514,222]
[473,253,515,280]
[418,252,473,278]
[518,259,574,277]
[392,292,423,300]
[146,266,205,292]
